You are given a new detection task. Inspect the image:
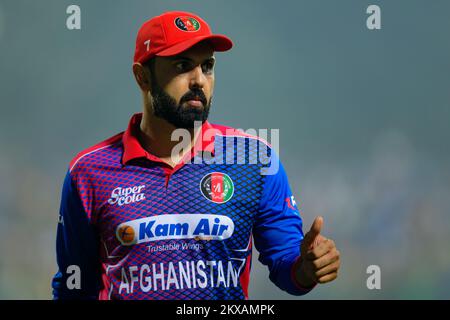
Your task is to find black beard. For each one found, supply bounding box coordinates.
[150,78,211,129]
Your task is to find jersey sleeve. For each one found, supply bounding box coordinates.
[52,170,102,299]
[253,150,314,296]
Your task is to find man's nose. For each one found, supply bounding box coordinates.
[189,65,206,90]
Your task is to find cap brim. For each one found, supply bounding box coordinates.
[156,34,233,57]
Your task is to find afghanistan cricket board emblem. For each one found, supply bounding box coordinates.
[200,172,234,203]
[174,16,201,32]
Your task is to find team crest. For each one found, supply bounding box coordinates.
[174,17,201,32]
[200,172,234,204]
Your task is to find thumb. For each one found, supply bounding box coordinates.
[302,216,324,249]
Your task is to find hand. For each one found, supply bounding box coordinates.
[295,216,340,288]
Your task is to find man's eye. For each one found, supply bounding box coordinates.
[202,62,214,74]
[175,62,190,72]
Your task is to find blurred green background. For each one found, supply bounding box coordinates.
[0,0,449,299]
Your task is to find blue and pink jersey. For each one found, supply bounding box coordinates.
[52,112,311,300]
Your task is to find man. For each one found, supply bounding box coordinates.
[52,11,340,300]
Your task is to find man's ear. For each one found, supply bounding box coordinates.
[132,62,152,92]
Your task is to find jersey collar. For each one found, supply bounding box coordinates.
[122,112,216,166]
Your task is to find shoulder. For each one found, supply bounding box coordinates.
[68,131,124,174]
[208,123,272,149]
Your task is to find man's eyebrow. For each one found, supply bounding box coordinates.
[166,56,192,61]
[166,56,216,62]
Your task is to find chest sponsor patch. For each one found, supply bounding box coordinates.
[116,214,235,246]
[108,185,146,206]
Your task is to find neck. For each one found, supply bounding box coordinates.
[138,110,199,167]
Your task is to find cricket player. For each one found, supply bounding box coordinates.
[52,11,340,300]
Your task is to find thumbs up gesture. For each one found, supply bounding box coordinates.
[294,216,340,288]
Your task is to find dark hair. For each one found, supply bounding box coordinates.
[142,58,158,92]
[142,58,156,74]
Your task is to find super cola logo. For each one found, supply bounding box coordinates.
[108,185,146,206]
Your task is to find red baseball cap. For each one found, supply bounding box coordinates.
[133,11,233,64]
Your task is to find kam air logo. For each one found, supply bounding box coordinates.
[116,214,235,246]
[174,16,201,32]
[200,172,234,204]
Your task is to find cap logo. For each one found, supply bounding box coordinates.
[174,16,201,32]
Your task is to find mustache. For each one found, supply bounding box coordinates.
[179,89,208,106]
